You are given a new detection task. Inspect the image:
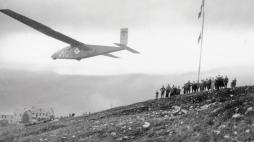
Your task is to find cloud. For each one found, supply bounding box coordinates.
[1,0,254,31]
[1,0,254,37]
[0,0,254,75]
[204,0,254,28]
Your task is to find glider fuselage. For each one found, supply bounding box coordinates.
[51,45,124,60]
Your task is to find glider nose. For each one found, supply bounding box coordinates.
[51,53,57,60]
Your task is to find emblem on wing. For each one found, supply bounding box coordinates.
[74,48,81,54]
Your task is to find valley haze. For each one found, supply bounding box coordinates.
[0,66,253,116]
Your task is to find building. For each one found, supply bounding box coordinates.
[0,107,55,124]
[21,107,55,123]
[0,114,15,124]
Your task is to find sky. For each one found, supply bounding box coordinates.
[0,0,254,75]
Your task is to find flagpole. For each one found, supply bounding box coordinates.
[197,0,205,83]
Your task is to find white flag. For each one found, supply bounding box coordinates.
[198,11,202,19]
[198,0,205,19]
[198,33,202,43]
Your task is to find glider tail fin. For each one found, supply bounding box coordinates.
[114,28,140,54]
[120,28,128,45]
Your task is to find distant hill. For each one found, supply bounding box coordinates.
[0,66,254,116]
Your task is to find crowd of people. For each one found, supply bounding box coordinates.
[155,85,181,99]
[155,75,237,99]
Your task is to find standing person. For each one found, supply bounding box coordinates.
[165,84,171,98]
[207,78,212,90]
[231,78,237,89]
[218,75,224,89]
[160,85,165,98]
[170,85,175,96]
[192,81,198,92]
[224,76,229,88]
[200,80,205,91]
[155,90,159,100]
[215,76,221,90]
[177,86,181,95]
[183,84,187,94]
[187,81,191,94]
[211,77,215,90]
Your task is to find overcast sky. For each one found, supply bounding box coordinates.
[0,0,254,75]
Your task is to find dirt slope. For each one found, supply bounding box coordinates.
[1,86,254,142]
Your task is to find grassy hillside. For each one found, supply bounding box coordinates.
[1,86,254,142]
